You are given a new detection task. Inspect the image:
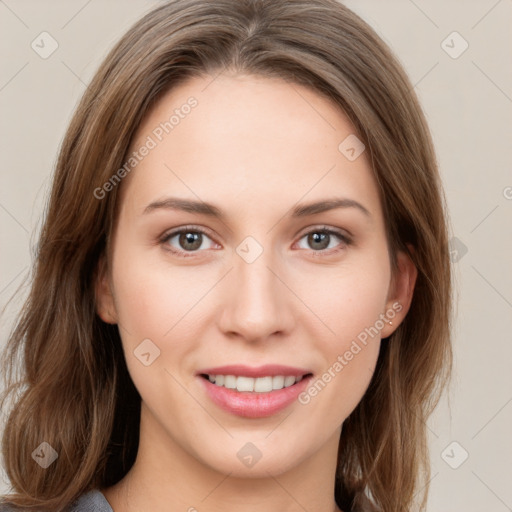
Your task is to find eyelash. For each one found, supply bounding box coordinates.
[159,225,352,259]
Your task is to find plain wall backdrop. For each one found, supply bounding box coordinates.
[1,0,511,510]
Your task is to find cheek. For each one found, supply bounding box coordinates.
[109,252,202,408]
[109,244,218,399]
[302,250,390,343]
[295,252,389,419]
[110,243,207,338]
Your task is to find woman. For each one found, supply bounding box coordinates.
[0,0,453,511]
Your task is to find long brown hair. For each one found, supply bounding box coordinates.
[0,1,453,510]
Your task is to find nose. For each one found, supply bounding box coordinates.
[217,244,295,343]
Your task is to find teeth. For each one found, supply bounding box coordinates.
[206,374,306,392]
[272,375,284,390]
[284,376,296,387]
[237,376,255,392]
[224,375,237,389]
[255,376,272,392]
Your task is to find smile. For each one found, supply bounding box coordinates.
[201,374,310,393]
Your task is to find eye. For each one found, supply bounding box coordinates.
[159,225,352,258]
[160,226,218,257]
[295,227,352,254]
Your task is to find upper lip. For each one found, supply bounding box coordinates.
[197,364,313,378]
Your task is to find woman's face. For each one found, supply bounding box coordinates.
[97,73,414,479]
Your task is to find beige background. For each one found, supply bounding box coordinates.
[1,0,511,509]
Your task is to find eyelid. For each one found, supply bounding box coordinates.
[295,224,352,242]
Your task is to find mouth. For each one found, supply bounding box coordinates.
[199,373,313,393]
[196,369,315,418]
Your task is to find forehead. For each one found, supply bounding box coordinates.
[119,73,382,224]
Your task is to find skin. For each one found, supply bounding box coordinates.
[96,72,417,512]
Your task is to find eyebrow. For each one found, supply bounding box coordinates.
[142,196,371,219]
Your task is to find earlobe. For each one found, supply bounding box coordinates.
[382,245,418,337]
[94,255,118,324]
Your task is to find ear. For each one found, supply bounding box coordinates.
[381,244,417,338]
[94,254,118,324]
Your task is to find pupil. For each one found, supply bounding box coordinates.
[309,232,329,250]
[180,232,202,250]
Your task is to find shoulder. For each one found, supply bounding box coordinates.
[0,489,113,512]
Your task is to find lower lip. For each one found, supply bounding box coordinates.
[198,375,313,418]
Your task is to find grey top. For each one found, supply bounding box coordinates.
[0,489,113,512]
[69,490,113,512]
